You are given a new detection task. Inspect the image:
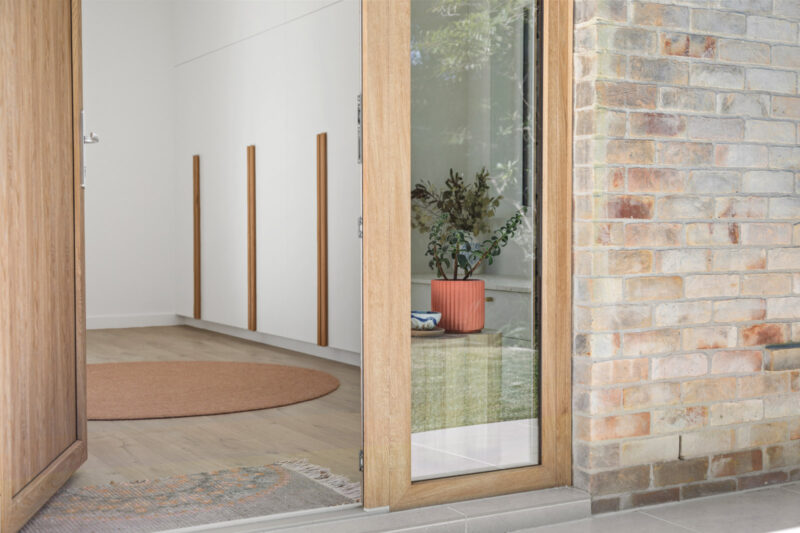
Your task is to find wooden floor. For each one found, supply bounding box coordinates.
[66,326,361,489]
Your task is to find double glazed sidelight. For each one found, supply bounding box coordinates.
[409,0,540,481]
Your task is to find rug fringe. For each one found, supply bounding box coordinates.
[277,459,362,501]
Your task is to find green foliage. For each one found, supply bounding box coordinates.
[413,0,531,82]
[411,167,501,235]
[426,210,524,280]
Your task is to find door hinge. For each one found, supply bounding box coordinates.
[359,449,364,472]
[358,216,363,239]
[357,94,362,164]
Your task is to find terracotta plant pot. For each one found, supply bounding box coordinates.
[430,279,485,333]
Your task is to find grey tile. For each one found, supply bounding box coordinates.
[781,482,800,495]
[273,506,466,533]
[513,511,693,533]
[643,487,800,533]
[465,501,590,533]
[449,488,590,517]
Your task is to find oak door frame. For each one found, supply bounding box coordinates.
[361,0,573,510]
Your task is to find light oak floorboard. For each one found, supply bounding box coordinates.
[66,326,361,489]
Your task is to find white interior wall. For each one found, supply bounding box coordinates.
[84,0,179,329]
[85,0,361,361]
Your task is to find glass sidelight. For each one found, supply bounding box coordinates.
[409,0,539,481]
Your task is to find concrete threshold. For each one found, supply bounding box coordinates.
[165,487,590,533]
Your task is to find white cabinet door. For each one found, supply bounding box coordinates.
[318,0,362,354]
[256,18,318,344]
[175,44,249,329]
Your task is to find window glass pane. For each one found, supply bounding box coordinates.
[410,0,540,480]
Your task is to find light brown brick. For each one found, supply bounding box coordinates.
[710,400,763,426]
[660,87,715,112]
[630,113,686,138]
[737,422,788,448]
[624,383,680,409]
[658,196,714,219]
[652,406,708,434]
[712,249,766,271]
[742,274,792,296]
[713,300,765,323]
[685,274,739,298]
[655,301,712,327]
[608,250,653,275]
[767,347,800,372]
[739,374,790,398]
[590,358,650,386]
[653,353,708,381]
[765,441,800,469]
[772,96,800,119]
[718,39,769,64]
[715,197,768,219]
[741,223,793,246]
[711,350,763,374]
[625,277,683,302]
[623,329,681,356]
[629,57,689,84]
[680,429,736,458]
[659,142,713,166]
[682,377,736,403]
[656,249,711,273]
[765,395,800,419]
[767,297,800,320]
[580,412,652,441]
[605,140,656,164]
[687,117,743,141]
[625,223,682,246]
[687,223,740,246]
[575,332,621,359]
[582,305,653,332]
[683,326,737,350]
[714,144,768,168]
[597,81,658,109]
[687,170,739,193]
[634,2,688,28]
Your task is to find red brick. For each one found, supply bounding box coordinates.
[743,323,788,346]
[710,449,762,478]
[628,168,684,192]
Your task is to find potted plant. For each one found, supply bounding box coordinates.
[412,168,524,333]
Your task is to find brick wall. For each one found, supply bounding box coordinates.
[572,0,800,512]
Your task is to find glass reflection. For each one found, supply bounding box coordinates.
[410,0,539,480]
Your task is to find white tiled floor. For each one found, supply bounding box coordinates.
[411,418,539,480]
[519,482,800,533]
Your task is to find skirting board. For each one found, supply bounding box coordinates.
[178,316,361,368]
[88,313,182,330]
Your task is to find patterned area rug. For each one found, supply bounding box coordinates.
[23,461,360,532]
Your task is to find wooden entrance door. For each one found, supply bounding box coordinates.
[361,0,573,509]
[0,0,86,530]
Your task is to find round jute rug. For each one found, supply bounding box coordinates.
[87,361,340,420]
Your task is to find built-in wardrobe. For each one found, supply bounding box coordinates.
[173,1,362,355]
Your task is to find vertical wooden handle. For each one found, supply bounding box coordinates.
[193,155,201,320]
[317,133,328,347]
[247,145,257,331]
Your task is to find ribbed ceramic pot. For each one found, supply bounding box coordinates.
[430,279,485,333]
